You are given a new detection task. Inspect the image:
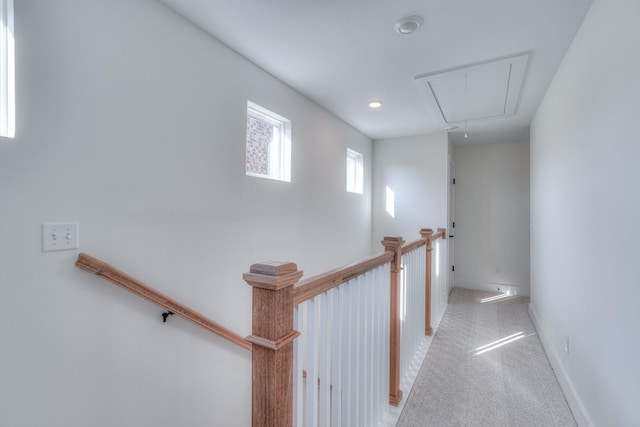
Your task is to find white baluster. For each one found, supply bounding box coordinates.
[318,292,330,426]
[293,306,302,427]
[305,298,318,427]
[364,271,372,426]
[330,286,343,427]
[356,275,364,427]
[376,265,385,424]
[341,280,352,426]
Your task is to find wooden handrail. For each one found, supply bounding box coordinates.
[76,253,252,352]
[401,237,427,255]
[400,227,446,255]
[293,251,394,306]
[433,227,447,241]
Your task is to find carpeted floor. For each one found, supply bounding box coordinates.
[396,288,576,427]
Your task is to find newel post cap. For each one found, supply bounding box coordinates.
[381,236,405,250]
[243,261,303,291]
[381,237,405,273]
[419,228,434,238]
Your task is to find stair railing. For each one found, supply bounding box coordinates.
[244,227,446,427]
[76,227,446,427]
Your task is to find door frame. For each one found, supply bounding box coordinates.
[448,155,456,296]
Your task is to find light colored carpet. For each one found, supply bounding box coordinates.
[396,288,576,427]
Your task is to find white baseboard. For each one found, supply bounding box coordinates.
[454,279,529,297]
[528,303,593,427]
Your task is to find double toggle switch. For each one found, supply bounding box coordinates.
[41,222,79,252]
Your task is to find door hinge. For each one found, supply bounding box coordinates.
[453,221,455,228]
[453,178,456,184]
[452,265,455,272]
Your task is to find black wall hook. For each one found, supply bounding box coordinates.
[162,311,174,323]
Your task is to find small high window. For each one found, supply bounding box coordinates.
[346,148,363,194]
[246,101,291,182]
[0,0,15,138]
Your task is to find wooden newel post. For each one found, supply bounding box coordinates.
[243,261,304,427]
[420,228,434,336]
[381,236,405,407]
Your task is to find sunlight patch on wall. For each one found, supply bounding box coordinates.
[385,186,395,218]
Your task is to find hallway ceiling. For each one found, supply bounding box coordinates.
[159,0,592,145]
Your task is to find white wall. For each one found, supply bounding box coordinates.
[454,142,530,296]
[0,1,373,426]
[372,133,450,317]
[372,133,449,247]
[530,0,640,425]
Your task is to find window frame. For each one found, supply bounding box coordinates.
[0,0,15,139]
[346,148,364,194]
[246,101,291,182]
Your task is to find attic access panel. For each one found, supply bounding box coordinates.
[415,54,528,125]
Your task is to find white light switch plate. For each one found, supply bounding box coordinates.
[42,222,79,252]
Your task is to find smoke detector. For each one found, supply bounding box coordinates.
[395,15,424,35]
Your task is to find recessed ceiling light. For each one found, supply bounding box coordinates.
[395,15,424,35]
[368,100,383,109]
